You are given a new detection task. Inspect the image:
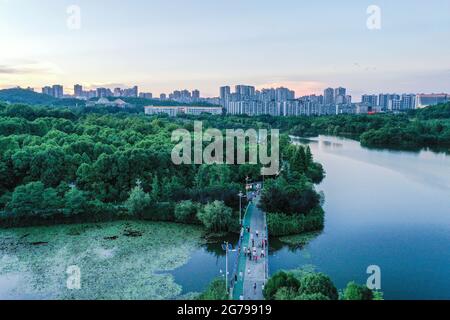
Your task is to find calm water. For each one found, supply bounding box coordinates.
[173,136,450,300]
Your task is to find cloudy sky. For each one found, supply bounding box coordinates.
[1,0,449,98]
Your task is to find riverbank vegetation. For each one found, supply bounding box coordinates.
[260,140,325,236]
[197,279,228,300]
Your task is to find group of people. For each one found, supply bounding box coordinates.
[243,227,267,264]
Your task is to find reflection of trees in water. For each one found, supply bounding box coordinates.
[269,232,323,253]
[201,234,239,258]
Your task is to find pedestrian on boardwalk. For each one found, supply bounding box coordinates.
[261,249,264,258]
[248,268,251,275]
[253,283,257,294]
[256,230,259,238]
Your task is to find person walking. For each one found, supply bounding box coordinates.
[253,283,257,294]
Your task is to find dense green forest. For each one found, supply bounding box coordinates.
[0,103,323,235]
[0,103,240,228]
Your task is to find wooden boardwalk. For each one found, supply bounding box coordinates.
[231,198,269,300]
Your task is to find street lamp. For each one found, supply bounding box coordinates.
[238,191,245,226]
[221,242,236,296]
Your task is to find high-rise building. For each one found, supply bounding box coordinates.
[160,93,167,100]
[220,86,231,102]
[42,86,53,96]
[114,88,123,97]
[415,94,448,108]
[235,85,255,99]
[139,92,153,99]
[324,88,334,105]
[401,94,416,110]
[52,85,64,98]
[74,84,83,97]
[361,94,378,107]
[275,87,295,101]
[96,88,110,98]
[334,87,346,105]
[378,94,390,108]
[389,99,402,111]
[192,90,200,100]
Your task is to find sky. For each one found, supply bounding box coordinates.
[1,0,449,98]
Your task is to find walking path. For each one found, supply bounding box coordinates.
[232,197,269,300]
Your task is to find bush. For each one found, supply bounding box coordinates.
[141,202,175,222]
[264,271,301,300]
[298,272,338,300]
[342,282,374,300]
[174,200,200,224]
[125,184,152,217]
[259,177,320,216]
[267,206,324,236]
[197,279,228,300]
[264,270,338,301]
[197,200,233,232]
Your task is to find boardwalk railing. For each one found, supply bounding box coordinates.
[263,209,270,281]
[230,203,252,300]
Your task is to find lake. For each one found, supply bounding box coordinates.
[173,135,450,300]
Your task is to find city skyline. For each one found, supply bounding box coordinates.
[1,1,450,97]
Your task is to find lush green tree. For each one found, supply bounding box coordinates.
[296,293,330,300]
[260,177,320,216]
[197,200,233,232]
[342,281,374,300]
[125,181,151,217]
[263,271,301,300]
[174,200,200,223]
[297,272,338,300]
[264,269,339,301]
[6,181,63,217]
[197,279,228,300]
[64,187,89,216]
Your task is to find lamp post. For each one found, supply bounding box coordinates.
[221,242,235,296]
[238,191,245,226]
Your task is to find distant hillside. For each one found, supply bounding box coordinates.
[0,88,57,105]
